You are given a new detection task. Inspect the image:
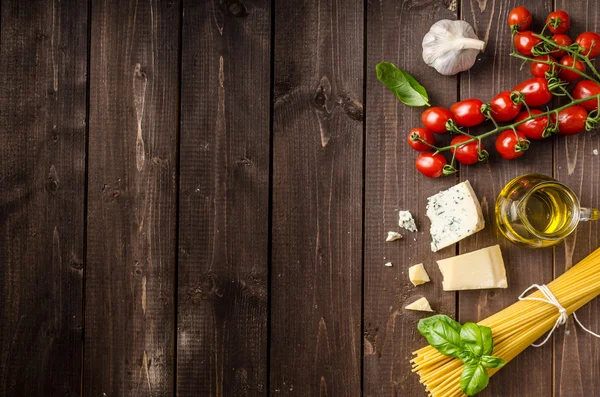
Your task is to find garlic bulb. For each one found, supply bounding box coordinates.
[422,19,486,76]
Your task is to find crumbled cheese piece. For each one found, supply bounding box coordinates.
[409,263,430,286]
[436,245,508,291]
[405,297,434,312]
[386,231,403,242]
[398,210,418,232]
[594,149,599,156]
[384,262,393,267]
[426,180,485,252]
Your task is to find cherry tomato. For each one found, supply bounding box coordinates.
[530,55,556,78]
[558,55,585,82]
[546,10,570,34]
[515,109,549,140]
[551,34,572,58]
[514,31,542,56]
[513,78,553,107]
[407,128,436,152]
[415,152,447,178]
[572,80,600,111]
[450,135,482,165]
[421,107,453,133]
[508,6,532,32]
[450,99,485,127]
[489,91,522,122]
[495,130,528,160]
[551,105,588,135]
[575,32,600,59]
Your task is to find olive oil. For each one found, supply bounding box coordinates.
[520,185,575,236]
[495,175,582,248]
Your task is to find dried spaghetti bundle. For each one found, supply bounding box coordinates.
[411,247,600,397]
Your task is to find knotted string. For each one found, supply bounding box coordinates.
[518,284,600,347]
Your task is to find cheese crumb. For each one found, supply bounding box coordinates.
[405,297,434,312]
[384,262,393,267]
[398,210,418,232]
[594,149,599,156]
[409,263,430,286]
[386,231,403,242]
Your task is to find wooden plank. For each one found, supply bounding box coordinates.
[176,1,270,396]
[84,0,179,395]
[363,2,458,396]
[270,0,363,395]
[0,0,87,395]
[553,2,600,396]
[458,1,553,396]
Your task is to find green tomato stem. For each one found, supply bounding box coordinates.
[429,93,600,153]
[532,33,600,82]
[510,52,599,83]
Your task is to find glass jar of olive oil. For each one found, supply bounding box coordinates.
[496,174,600,248]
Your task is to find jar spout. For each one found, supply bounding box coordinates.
[580,207,600,221]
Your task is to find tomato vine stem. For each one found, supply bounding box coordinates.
[417,93,600,153]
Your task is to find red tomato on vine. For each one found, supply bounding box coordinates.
[450,99,486,127]
[546,10,570,34]
[558,55,585,82]
[573,80,600,111]
[421,107,453,133]
[495,130,529,160]
[515,110,549,140]
[450,136,483,165]
[513,78,553,107]
[508,6,532,32]
[530,55,556,78]
[489,91,522,122]
[408,128,436,152]
[575,32,600,59]
[514,31,541,56]
[415,153,447,178]
[552,105,588,135]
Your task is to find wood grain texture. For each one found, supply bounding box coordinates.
[84,0,179,395]
[176,1,270,396]
[363,1,457,396]
[270,0,363,395]
[0,1,87,396]
[553,2,600,396]
[458,1,554,396]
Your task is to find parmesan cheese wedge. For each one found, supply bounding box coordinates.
[405,297,434,312]
[436,245,508,291]
[409,263,430,286]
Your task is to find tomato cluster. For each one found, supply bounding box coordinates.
[409,7,600,178]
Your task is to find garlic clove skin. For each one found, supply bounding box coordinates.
[422,19,486,76]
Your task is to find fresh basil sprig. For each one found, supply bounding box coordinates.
[376,62,430,107]
[418,315,506,396]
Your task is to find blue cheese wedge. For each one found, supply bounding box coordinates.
[398,210,418,232]
[426,180,484,252]
[405,297,433,312]
[437,245,507,291]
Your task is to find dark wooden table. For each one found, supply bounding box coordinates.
[1,0,599,396]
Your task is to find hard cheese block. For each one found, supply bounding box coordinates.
[405,297,433,312]
[409,263,430,286]
[437,245,508,291]
[426,180,484,252]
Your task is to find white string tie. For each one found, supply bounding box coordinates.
[518,284,600,347]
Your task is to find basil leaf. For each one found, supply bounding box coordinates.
[423,319,463,358]
[376,62,430,107]
[481,355,506,369]
[460,323,485,357]
[460,364,490,396]
[458,351,479,367]
[418,315,462,337]
[479,325,494,356]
